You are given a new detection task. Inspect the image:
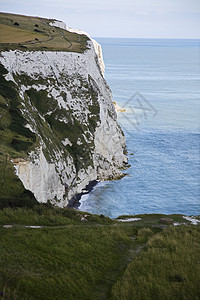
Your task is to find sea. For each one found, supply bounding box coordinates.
[79,38,200,218]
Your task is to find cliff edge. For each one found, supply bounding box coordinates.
[0,12,127,207]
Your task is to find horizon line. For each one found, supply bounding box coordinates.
[93,36,200,40]
[1,11,199,41]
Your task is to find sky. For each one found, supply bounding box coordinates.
[1,0,200,38]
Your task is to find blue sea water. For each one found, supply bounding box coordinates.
[80,38,200,218]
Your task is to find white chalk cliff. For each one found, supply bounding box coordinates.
[0,19,127,206]
[66,26,105,76]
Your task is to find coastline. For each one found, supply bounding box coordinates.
[67,180,99,209]
[68,171,128,210]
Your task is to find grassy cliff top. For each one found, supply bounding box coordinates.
[0,12,89,52]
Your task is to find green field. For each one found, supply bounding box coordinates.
[0,12,89,52]
[0,206,199,300]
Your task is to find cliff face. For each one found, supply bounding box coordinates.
[0,13,127,206]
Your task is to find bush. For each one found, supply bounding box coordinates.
[0,190,38,210]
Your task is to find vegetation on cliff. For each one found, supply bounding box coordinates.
[0,62,38,204]
[0,11,126,205]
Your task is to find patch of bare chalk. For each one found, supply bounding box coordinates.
[116,218,142,222]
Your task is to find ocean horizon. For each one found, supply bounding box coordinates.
[79,37,200,218]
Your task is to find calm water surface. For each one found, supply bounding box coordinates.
[80,38,200,218]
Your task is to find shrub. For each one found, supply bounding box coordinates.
[0,190,38,210]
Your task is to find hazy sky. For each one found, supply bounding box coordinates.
[1,0,200,38]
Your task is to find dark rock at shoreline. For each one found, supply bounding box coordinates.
[67,180,98,209]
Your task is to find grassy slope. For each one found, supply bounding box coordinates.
[0,63,39,205]
[111,226,200,300]
[0,12,89,52]
[0,24,45,43]
[0,207,199,300]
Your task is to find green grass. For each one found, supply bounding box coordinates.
[0,205,113,226]
[0,207,199,299]
[0,12,89,53]
[111,225,200,300]
[0,207,136,300]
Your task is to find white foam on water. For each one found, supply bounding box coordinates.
[79,181,108,210]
